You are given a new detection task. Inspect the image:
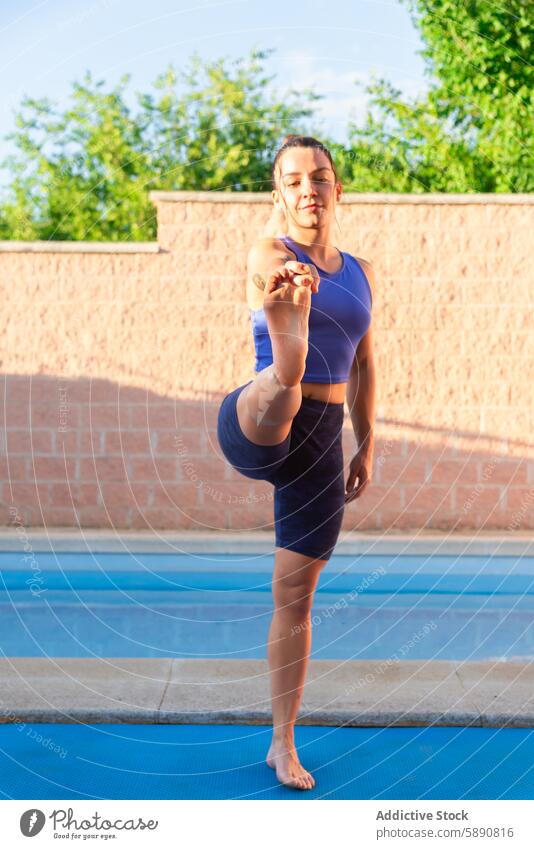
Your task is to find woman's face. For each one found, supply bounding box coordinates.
[273,146,341,227]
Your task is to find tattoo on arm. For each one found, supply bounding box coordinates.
[252,254,294,291]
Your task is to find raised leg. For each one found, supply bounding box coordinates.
[236,269,312,447]
[266,546,328,790]
[236,365,303,446]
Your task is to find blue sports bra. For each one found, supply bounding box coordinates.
[249,235,373,383]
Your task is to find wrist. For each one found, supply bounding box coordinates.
[357,429,374,455]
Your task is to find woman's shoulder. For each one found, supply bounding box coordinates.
[349,254,376,300]
[246,237,298,311]
[247,235,298,263]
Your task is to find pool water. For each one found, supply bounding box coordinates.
[1,551,534,660]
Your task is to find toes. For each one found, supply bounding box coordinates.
[300,774,313,790]
[289,771,315,790]
[279,771,306,790]
[302,771,315,790]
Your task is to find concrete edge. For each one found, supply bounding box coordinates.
[2,658,534,728]
[148,190,534,205]
[0,241,161,254]
[3,707,534,728]
[1,528,532,556]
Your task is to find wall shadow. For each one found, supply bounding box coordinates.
[1,373,532,533]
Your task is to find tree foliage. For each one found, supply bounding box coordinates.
[340,0,533,192]
[0,4,530,241]
[0,48,319,240]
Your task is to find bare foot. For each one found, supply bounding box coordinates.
[266,738,316,790]
[263,266,315,388]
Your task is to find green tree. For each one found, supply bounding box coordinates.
[0,48,320,240]
[340,0,533,192]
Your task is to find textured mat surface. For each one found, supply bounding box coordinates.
[1,723,534,800]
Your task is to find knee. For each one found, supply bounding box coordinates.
[272,581,315,621]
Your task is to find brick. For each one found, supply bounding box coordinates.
[367,507,403,527]
[506,486,534,515]
[455,485,506,514]
[150,484,201,509]
[179,403,211,428]
[128,508,189,530]
[104,430,154,455]
[75,507,124,528]
[377,458,428,485]
[50,483,100,509]
[5,402,79,429]
[55,429,82,456]
[7,481,48,507]
[130,405,179,429]
[80,404,126,428]
[225,506,274,532]
[129,457,177,482]
[478,459,528,485]
[486,206,533,228]
[78,430,106,455]
[2,377,32,404]
[412,278,463,305]
[438,206,489,229]
[197,480,255,505]
[31,457,77,482]
[157,430,201,455]
[79,456,128,482]
[6,430,53,455]
[40,507,80,526]
[424,461,476,485]
[100,481,153,510]
[403,485,453,513]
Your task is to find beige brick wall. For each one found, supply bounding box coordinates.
[1,193,532,532]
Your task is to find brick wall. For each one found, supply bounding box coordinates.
[1,192,532,532]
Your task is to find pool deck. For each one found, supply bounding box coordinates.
[2,656,534,728]
[1,528,533,728]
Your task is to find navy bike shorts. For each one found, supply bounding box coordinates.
[216,380,346,561]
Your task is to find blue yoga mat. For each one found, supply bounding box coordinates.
[1,724,534,800]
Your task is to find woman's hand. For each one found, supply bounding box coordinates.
[345,447,373,503]
[266,261,320,295]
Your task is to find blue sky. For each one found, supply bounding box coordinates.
[0,0,428,183]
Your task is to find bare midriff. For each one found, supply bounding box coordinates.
[301,381,347,404]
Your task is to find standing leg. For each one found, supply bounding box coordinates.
[266,547,328,790]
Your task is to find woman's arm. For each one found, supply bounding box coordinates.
[346,333,376,456]
[246,239,296,310]
[344,259,376,502]
[347,257,376,453]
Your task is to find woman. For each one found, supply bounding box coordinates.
[216,135,376,790]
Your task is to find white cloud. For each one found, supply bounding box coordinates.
[272,51,428,141]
